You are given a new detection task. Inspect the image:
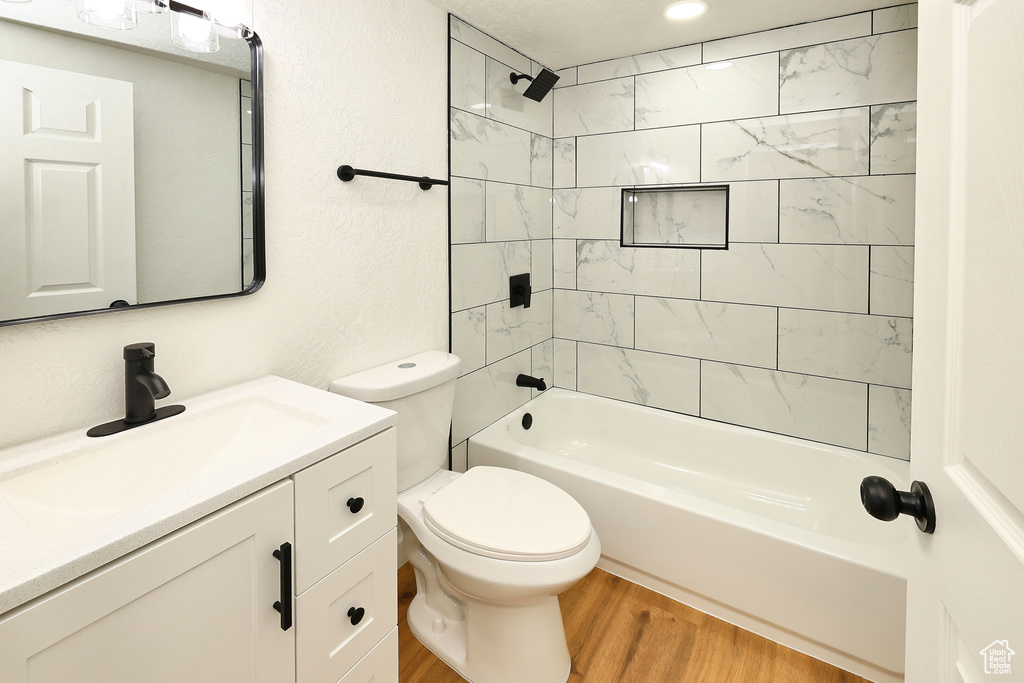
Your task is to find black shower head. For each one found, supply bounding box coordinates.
[509,68,560,102]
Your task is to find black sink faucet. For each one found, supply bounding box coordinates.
[516,374,547,391]
[87,343,185,437]
[124,343,171,424]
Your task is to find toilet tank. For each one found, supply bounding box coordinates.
[330,351,460,492]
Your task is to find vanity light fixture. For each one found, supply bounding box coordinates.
[71,0,250,53]
[132,0,167,11]
[663,0,708,20]
[77,0,138,30]
[171,9,219,52]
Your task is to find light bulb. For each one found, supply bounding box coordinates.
[178,14,211,42]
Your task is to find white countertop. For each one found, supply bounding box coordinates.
[0,376,396,615]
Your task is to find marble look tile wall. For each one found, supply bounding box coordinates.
[448,17,557,458]
[548,5,918,460]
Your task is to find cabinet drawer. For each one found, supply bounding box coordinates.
[294,428,396,592]
[296,529,398,683]
[336,627,397,683]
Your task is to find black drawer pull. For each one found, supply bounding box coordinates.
[347,606,365,626]
[346,497,365,514]
[272,542,293,631]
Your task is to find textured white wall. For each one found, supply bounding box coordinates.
[0,0,449,449]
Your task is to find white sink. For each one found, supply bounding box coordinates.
[0,396,329,540]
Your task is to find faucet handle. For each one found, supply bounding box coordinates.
[124,342,156,361]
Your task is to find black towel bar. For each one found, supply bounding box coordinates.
[336,165,448,191]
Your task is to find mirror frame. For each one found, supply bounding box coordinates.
[0,30,266,328]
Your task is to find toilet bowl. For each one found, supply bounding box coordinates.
[331,351,600,683]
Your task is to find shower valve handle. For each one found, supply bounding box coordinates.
[860,476,936,534]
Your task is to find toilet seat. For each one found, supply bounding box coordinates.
[422,466,592,562]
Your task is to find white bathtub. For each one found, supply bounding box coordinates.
[468,389,908,683]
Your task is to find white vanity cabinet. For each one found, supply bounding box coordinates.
[0,480,297,683]
[0,427,399,683]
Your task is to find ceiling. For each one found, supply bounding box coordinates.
[427,0,906,69]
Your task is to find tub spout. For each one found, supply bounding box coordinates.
[516,374,546,391]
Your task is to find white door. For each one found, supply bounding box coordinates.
[0,59,137,320]
[0,481,296,683]
[907,0,1024,680]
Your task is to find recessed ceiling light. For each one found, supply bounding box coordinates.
[664,1,708,20]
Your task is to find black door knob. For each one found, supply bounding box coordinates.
[860,476,936,534]
[347,606,365,625]
[346,497,364,514]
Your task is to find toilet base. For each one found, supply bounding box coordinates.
[406,586,571,683]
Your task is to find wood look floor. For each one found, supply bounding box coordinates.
[397,564,868,683]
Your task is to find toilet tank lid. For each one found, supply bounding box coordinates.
[330,351,461,402]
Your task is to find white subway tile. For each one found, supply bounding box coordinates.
[486,183,553,241]
[553,290,635,346]
[532,238,553,291]
[779,175,916,245]
[554,339,577,390]
[577,343,700,415]
[553,188,622,239]
[452,306,487,375]
[868,385,912,460]
[554,67,577,88]
[780,31,917,114]
[702,243,869,313]
[701,362,868,450]
[873,6,918,33]
[701,108,870,181]
[636,53,779,129]
[870,246,914,317]
[871,102,917,174]
[553,138,576,189]
[778,309,913,388]
[728,180,779,243]
[450,177,485,244]
[555,77,635,138]
[577,126,701,187]
[577,44,702,84]
[450,40,486,113]
[576,240,700,298]
[531,135,553,188]
[703,13,873,62]
[553,240,577,289]
[635,298,777,368]
[451,108,532,184]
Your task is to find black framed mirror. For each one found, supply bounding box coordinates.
[0,0,264,327]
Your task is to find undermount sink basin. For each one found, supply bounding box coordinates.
[0,397,329,540]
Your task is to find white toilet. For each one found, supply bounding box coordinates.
[331,350,600,683]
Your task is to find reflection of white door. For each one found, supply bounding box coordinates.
[0,59,136,320]
[907,1,1024,680]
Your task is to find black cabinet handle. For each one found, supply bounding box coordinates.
[347,606,365,625]
[272,542,293,631]
[346,497,364,514]
[860,477,936,534]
